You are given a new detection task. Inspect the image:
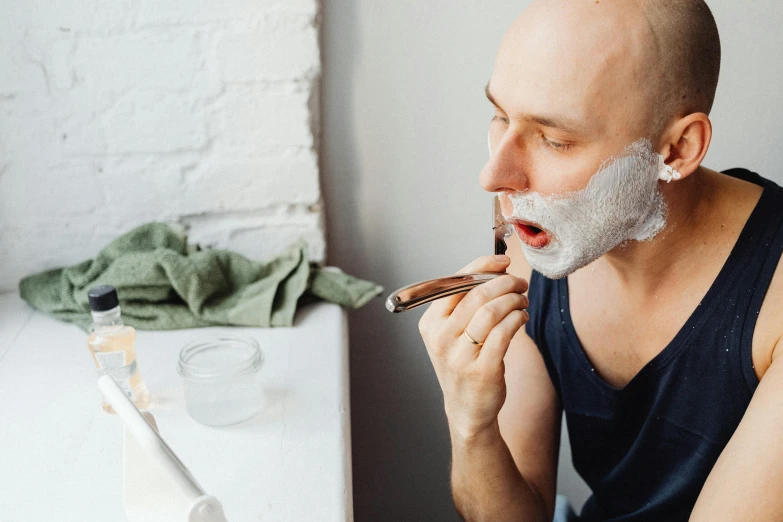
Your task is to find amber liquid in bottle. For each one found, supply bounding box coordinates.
[87,286,149,412]
[88,323,150,412]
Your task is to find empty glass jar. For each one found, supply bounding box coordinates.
[177,335,265,426]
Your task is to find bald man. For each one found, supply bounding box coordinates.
[417,1,783,521]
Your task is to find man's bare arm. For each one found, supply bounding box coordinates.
[450,330,561,521]
[450,238,561,521]
[689,337,783,521]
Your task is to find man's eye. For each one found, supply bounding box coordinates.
[491,115,509,125]
[540,134,573,152]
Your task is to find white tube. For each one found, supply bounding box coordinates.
[98,375,206,500]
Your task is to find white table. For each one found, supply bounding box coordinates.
[0,293,353,522]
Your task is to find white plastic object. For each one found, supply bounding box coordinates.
[97,375,229,522]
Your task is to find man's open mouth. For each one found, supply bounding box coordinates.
[511,220,552,249]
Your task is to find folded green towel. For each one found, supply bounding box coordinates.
[19,222,382,332]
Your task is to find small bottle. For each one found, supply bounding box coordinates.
[87,285,150,412]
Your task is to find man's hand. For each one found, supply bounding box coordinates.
[418,255,529,440]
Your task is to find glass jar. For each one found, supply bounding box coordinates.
[177,336,265,426]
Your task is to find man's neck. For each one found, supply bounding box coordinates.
[595,166,719,294]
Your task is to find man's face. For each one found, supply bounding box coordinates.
[482,0,661,202]
[481,0,671,276]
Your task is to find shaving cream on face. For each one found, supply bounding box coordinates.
[503,139,668,279]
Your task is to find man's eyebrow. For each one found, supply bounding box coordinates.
[524,114,590,135]
[484,83,589,135]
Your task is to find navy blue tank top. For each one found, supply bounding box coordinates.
[525,169,783,522]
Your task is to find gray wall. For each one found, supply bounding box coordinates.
[320,1,783,520]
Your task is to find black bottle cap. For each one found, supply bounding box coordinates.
[88,285,119,312]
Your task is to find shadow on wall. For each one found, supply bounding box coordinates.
[320,0,593,520]
[320,2,461,521]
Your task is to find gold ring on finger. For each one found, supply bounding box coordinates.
[463,330,484,347]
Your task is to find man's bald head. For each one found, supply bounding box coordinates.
[644,0,721,133]
[489,0,721,142]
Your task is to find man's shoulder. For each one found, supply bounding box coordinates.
[759,256,783,365]
[744,167,783,376]
[713,168,783,214]
[710,167,766,202]
[706,168,768,246]
[716,167,782,190]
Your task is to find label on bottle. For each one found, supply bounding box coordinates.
[95,351,137,400]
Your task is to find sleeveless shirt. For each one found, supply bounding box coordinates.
[525,169,783,521]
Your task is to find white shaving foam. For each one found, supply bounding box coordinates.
[503,139,668,279]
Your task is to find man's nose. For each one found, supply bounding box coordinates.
[479,130,530,193]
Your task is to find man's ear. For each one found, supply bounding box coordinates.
[659,113,713,179]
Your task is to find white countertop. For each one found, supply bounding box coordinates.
[0,293,353,522]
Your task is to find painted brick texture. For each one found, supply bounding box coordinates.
[0,0,324,291]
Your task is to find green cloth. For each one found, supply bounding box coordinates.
[19,222,382,332]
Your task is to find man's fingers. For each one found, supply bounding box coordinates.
[477,309,528,364]
[447,273,528,330]
[455,255,511,276]
[426,255,512,318]
[461,293,528,346]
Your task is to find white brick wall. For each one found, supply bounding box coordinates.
[0,0,324,292]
